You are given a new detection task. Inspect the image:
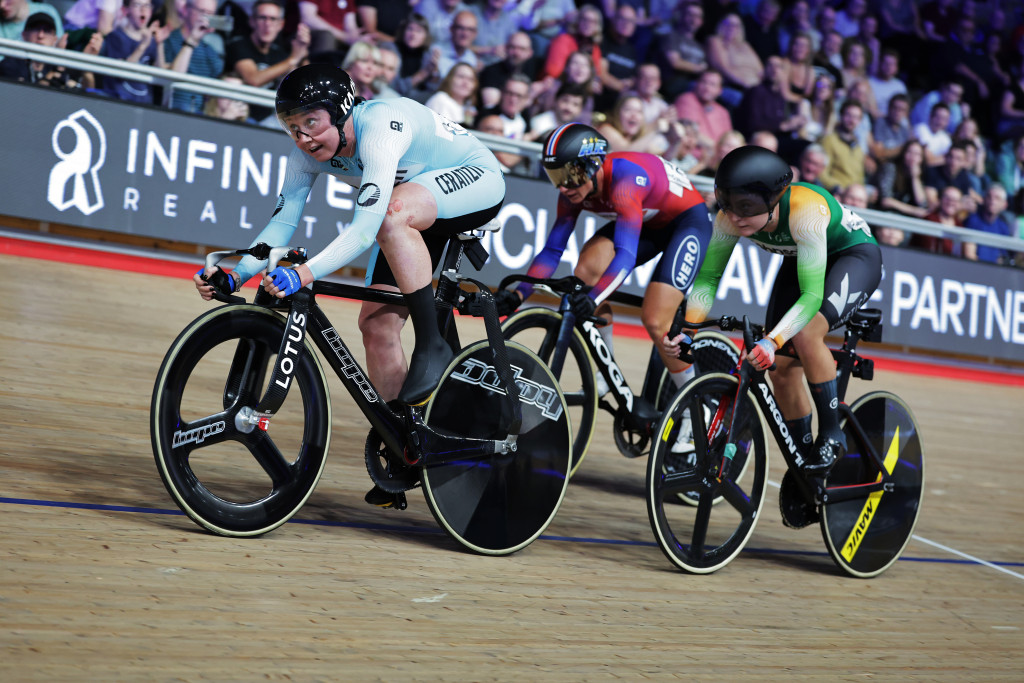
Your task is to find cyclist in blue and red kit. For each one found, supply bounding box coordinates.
[496,122,713,394]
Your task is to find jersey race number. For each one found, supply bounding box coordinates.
[659,157,694,197]
[430,110,470,141]
[840,205,872,237]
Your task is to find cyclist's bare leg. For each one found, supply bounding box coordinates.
[771,355,811,418]
[771,313,833,417]
[358,296,408,402]
[375,183,439,292]
[374,183,452,405]
[641,282,688,374]
[789,313,836,385]
[574,235,616,324]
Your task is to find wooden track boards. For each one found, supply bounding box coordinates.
[1,254,1022,679]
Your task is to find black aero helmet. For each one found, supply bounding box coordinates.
[276,63,358,134]
[714,145,794,217]
[541,123,609,189]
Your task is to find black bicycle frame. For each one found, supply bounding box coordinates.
[723,354,891,506]
[239,235,517,469]
[536,286,648,418]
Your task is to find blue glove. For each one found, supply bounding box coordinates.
[748,338,777,371]
[568,290,596,322]
[268,267,303,296]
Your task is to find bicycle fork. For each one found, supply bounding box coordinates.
[231,291,316,436]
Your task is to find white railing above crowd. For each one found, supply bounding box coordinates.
[1,36,1021,257]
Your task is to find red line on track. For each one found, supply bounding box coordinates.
[4,235,1021,386]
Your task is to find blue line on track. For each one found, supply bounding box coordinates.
[3,496,1022,569]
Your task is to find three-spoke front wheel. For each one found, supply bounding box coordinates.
[647,373,769,574]
[151,305,332,536]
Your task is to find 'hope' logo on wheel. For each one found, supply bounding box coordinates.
[450,358,564,421]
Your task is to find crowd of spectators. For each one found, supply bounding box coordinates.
[2,0,1024,266]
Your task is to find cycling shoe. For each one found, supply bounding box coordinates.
[397,343,455,406]
[802,433,846,476]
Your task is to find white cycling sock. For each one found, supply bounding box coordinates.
[594,325,614,397]
[670,364,695,389]
[597,323,614,355]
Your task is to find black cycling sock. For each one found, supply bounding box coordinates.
[809,379,842,441]
[398,284,453,404]
[786,413,814,455]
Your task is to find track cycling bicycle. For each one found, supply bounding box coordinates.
[150,227,571,556]
[492,274,741,476]
[646,309,924,577]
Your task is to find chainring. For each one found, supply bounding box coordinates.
[364,429,420,494]
[779,468,820,529]
[613,409,651,458]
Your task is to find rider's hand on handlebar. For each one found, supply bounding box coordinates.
[747,338,778,371]
[494,289,522,316]
[568,290,597,322]
[263,265,309,298]
[194,266,237,301]
[459,289,522,317]
[660,331,693,363]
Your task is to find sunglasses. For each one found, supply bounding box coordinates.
[544,163,590,189]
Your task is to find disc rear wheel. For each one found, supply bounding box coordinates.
[820,391,924,578]
[502,308,597,477]
[421,341,571,556]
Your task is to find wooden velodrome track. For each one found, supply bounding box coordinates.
[2,234,1023,681]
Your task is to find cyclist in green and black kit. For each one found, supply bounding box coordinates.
[662,146,882,474]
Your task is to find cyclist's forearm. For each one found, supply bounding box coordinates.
[684,278,718,324]
[518,245,564,300]
[590,248,636,305]
[767,294,821,348]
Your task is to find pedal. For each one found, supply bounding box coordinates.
[364,486,408,510]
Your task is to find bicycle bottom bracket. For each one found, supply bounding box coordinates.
[365,429,420,494]
[778,469,819,529]
[613,409,651,458]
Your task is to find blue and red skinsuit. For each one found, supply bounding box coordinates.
[520,151,706,305]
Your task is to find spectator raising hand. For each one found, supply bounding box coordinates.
[165,0,225,114]
[100,0,167,104]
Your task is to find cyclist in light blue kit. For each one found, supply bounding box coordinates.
[193,64,506,505]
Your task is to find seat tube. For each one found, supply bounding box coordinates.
[435,238,464,351]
